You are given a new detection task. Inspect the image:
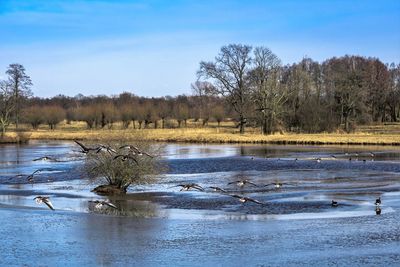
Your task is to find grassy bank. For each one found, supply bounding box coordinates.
[2,121,400,146]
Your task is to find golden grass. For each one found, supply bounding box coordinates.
[3,120,400,145]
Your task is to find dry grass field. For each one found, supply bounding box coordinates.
[2,120,400,145]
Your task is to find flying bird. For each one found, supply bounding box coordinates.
[230,194,264,205]
[119,145,154,158]
[96,145,117,155]
[24,168,55,183]
[228,179,259,188]
[89,200,118,209]
[113,154,138,164]
[171,183,204,191]
[264,182,294,189]
[32,156,59,162]
[34,196,55,210]
[74,140,99,154]
[209,186,228,193]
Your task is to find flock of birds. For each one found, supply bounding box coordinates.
[8,143,384,215]
[14,140,155,212]
[169,178,383,214]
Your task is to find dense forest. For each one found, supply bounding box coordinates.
[1,44,399,136]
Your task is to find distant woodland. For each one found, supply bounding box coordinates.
[1,44,399,136]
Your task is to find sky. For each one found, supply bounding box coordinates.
[0,0,399,98]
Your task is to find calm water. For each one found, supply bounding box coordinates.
[0,141,399,266]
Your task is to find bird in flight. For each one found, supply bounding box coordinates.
[34,196,55,210]
[209,186,228,193]
[21,168,55,183]
[89,200,118,209]
[230,194,264,205]
[119,145,154,158]
[228,179,259,188]
[171,183,204,191]
[113,154,138,164]
[264,182,295,189]
[32,156,59,162]
[74,140,99,154]
[96,145,117,155]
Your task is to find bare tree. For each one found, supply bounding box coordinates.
[0,81,14,136]
[198,44,252,134]
[250,47,285,134]
[191,81,214,126]
[6,64,33,129]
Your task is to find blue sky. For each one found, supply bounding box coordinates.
[0,0,399,97]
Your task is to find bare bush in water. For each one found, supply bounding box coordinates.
[81,140,165,194]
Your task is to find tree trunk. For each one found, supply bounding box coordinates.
[239,115,246,134]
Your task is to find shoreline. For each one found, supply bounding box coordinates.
[1,128,400,146]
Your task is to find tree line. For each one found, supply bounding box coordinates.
[1,44,399,136]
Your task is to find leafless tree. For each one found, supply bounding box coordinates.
[6,64,32,129]
[250,46,286,134]
[0,80,14,136]
[198,44,252,134]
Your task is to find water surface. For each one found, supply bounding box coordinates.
[0,141,399,266]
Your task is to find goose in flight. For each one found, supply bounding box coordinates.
[32,156,59,162]
[74,140,99,154]
[89,200,118,209]
[228,179,259,188]
[24,168,55,183]
[209,186,228,193]
[264,182,295,189]
[119,145,154,158]
[171,183,204,191]
[96,145,117,155]
[230,194,264,205]
[113,154,138,164]
[34,196,55,210]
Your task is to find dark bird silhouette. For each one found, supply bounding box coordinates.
[264,182,294,189]
[230,194,264,205]
[228,179,259,188]
[375,206,382,215]
[89,200,118,209]
[32,156,59,162]
[113,154,138,164]
[171,183,204,191]
[74,140,98,154]
[330,155,337,159]
[24,168,55,183]
[209,186,228,193]
[331,200,338,207]
[34,196,55,210]
[375,197,381,206]
[119,145,154,158]
[96,145,117,155]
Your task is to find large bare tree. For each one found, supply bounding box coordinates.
[0,80,14,136]
[198,44,252,134]
[250,46,285,134]
[6,64,32,129]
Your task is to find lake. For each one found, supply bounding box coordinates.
[0,141,399,266]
